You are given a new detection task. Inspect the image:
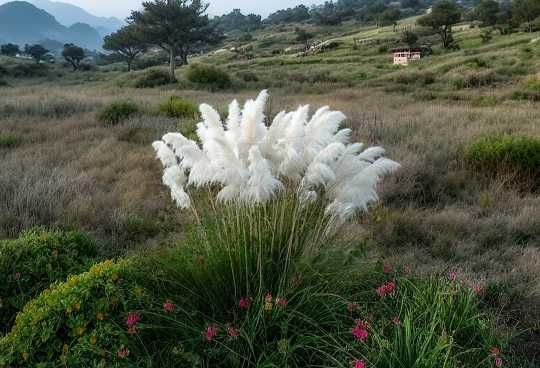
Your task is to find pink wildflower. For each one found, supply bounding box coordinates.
[495,357,503,367]
[376,281,396,297]
[276,297,288,307]
[473,284,483,295]
[448,271,457,282]
[117,346,130,359]
[239,297,252,310]
[163,300,175,313]
[14,272,21,280]
[404,265,412,275]
[490,347,501,357]
[392,316,401,326]
[205,324,218,341]
[126,312,141,334]
[352,320,369,342]
[227,325,240,338]
[353,360,366,368]
[383,263,392,274]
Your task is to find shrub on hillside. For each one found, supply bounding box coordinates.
[0,229,98,333]
[464,135,540,185]
[134,69,170,88]
[158,96,199,119]
[0,134,20,149]
[186,63,232,90]
[391,70,435,86]
[0,260,150,367]
[9,64,48,78]
[97,101,140,126]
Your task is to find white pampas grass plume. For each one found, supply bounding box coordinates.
[152,91,400,226]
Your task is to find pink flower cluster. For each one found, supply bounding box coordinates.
[163,299,175,313]
[126,312,141,335]
[205,324,219,341]
[491,347,503,367]
[239,297,252,310]
[353,359,366,368]
[376,281,396,297]
[351,320,369,342]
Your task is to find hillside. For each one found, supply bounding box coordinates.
[0,1,103,49]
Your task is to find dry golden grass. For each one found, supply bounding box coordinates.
[1,82,539,358]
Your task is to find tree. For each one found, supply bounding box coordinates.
[130,0,221,82]
[24,44,48,63]
[474,0,500,26]
[417,0,462,49]
[512,0,540,32]
[103,25,146,71]
[380,7,401,30]
[1,43,19,57]
[401,30,419,46]
[295,28,314,50]
[62,44,85,71]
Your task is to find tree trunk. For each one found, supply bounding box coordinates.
[127,58,132,72]
[181,53,188,66]
[169,48,176,82]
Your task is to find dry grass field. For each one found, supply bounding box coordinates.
[1,79,539,361]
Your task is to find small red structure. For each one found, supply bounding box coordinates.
[392,48,421,65]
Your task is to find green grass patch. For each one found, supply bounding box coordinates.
[158,96,199,119]
[186,63,232,90]
[97,100,140,126]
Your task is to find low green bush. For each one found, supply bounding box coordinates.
[0,229,98,333]
[158,96,199,119]
[464,135,540,185]
[134,69,171,88]
[97,101,140,126]
[0,259,150,367]
[0,134,20,149]
[391,70,435,86]
[186,63,232,90]
[8,64,48,78]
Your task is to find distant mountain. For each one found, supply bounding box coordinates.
[0,1,103,50]
[25,0,124,35]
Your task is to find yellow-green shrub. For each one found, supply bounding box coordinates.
[158,96,199,119]
[97,101,139,126]
[0,260,147,367]
[186,63,232,90]
[0,229,98,333]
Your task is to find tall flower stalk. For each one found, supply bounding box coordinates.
[152,91,399,300]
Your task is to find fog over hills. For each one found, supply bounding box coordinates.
[0,1,104,50]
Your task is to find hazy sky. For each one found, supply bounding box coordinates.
[55,0,325,20]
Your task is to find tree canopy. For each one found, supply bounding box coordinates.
[130,0,222,81]
[62,43,85,71]
[103,24,147,71]
[0,43,19,57]
[24,44,48,63]
[418,0,462,48]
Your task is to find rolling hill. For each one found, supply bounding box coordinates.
[0,1,103,50]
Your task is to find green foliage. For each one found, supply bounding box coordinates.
[0,229,98,333]
[24,44,49,63]
[97,101,140,126]
[0,259,148,367]
[0,134,20,149]
[8,63,48,78]
[103,24,147,71]
[158,96,199,119]
[134,69,171,88]
[464,135,540,184]
[186,63,232,90]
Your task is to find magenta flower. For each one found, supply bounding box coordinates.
[276,297,288,307]
[392,316,401,326]
[14,272,21,280]
[383,263,392,274]
[403,265,412,275]
[448,271,457,281]
[353,360,366,368]
[352,320,369,342]
[227,325,240,338]
[163,299,175,313]
[205,324,218,341]
[473,284,483,295]
[490,347,501,357]
[126,312,141,334]
[239,297,252,310]
[376,281,396,297]
[495,357,503,367]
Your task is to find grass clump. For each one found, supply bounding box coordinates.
[134,69,171,88]
[464,135,540,186]
[158,96,199,119]
[97,100,140,126]
[0,134,20,149]
[0,229,98,333]
[186,63,232,90]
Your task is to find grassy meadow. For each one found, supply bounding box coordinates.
[1,16,539,367]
